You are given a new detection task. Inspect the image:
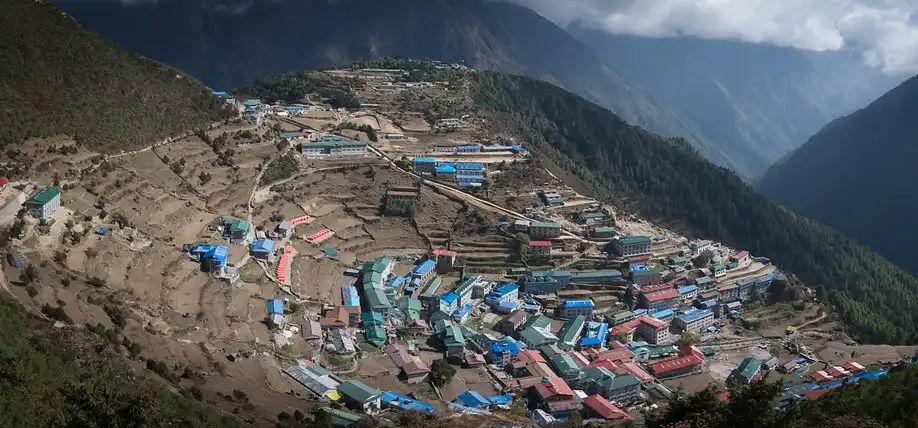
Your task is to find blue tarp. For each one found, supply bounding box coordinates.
[411,260,436,276]
[488,395,513,405]
[456,391,490,408]
[97,227,111,235]
[381,391,437,413]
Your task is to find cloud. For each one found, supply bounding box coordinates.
[503,0,918,76]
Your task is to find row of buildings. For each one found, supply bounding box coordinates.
[411,158,487,187]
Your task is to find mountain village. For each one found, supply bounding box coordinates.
[2,63,916,426]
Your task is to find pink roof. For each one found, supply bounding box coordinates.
[650,355,702,374]
[568,351,591,368]
[518,349,546,364]
[732,251,749,259]
[0,178,8,186]
[618,361,656,382]
[637,315,667,329]
[529,241,553,247]
[583,394,633,420]
[843,361,865,373]
[433,248,457,256]
[533,376,574,400]
[810,371,834,383]
[826,366,850,378]
[644,288,680,302]
[587,360,619,370]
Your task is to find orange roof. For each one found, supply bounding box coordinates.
[533,376,574,400]
[804,388,837,401]
[582,394,633,420]
[644,288,680,302]
[594,347,635,363]
[618,361,656,382]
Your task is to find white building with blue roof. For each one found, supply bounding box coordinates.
[411,157,437,174]
[410,259,437,284]
[673,308,714,334]
[560,300,595,318]
[489,283,519,303]
[677,284,698,302]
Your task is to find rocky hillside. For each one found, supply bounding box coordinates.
[758,76,918,274]
[0,0,232,152]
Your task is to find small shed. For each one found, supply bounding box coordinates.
[267,299,285,315]
[276,221,293,236]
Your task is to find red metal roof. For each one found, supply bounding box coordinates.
[731,251,749,260]
[628,255,651,262]
[432,248,457,256]
[583,394,633,420]
[804,388,837,401]
[826,366,850,378]
[0,178,8,186]
[518,349,546,364]
[568,351,591,368]
[637,315,667,329]
[644,288,680,302]
[529,241,553,247]
[650,355,702,375]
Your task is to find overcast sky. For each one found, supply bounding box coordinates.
[504,0,918,76]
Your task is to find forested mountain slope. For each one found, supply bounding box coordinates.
[0,0,232,152]
[472,71,918,344]
[758,76,918,274]
[568,29,897,178]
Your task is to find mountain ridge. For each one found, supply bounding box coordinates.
[758,76,918,273]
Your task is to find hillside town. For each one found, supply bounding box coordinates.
[3,63,916,427]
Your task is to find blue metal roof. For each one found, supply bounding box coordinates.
[455,162,485,169]
[580,322,608,346]
[498,300,518,310]
[387,276,407,288]
[251,239,275,254]
[562,300,594,308]
[211,91,228,96]
[677,308,714,323]
[412,157,436,163]
[204,245,229,263]
[342,286,360,307]
[677,285,698,294]
[435,166,456,173]
[633,309,648,316]
[412,260,436,276]
[650,309,674,319]
[267,299,284,314]
[493,283,518,296]
[442,292,458,304]
[436,161,456,168]
[490,341,520,355]
[457,182,482,187]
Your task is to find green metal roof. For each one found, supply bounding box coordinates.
[26,187,61,206]
[593,226,617,233]
[531,270,571,278]
[618,236,652,245]
[670,256,690,264]
[559,315,586,346]
[731,357,762,382]
[612,311,635,322]
[365,326,386,344]
[530,221,562,229]
[523,314,553,330]
[713,264,726,271]
[419,276,443,299]
[337,380,381,404]
[549,353,581,376]
[241,99,261,106]
[319,407,362,423]
[579,367,639,391]
[362,311,384,325]
[443,325,465,347]
[519,326,555,346]
[647,345,678,357]
[225,219,250,233]
[364,288,391,310]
